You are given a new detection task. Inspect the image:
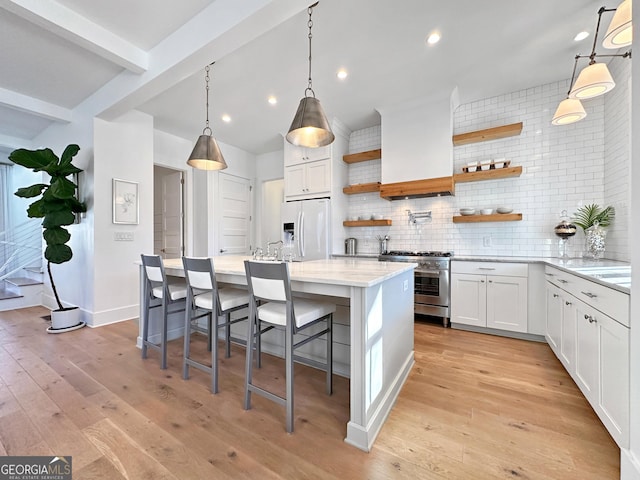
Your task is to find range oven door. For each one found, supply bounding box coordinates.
[414,268,450,317]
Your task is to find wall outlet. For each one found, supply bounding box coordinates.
[483,235,492,247]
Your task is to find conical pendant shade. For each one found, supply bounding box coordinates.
[603,0,632,49]
[286,96,335,148]
[569,63,615,99]
[187,134,227,170]
[552,98,587,125]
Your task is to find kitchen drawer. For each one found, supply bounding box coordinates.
[452,261,528,277]
[545,266,629,327]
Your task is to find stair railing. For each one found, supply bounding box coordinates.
[0,219,42,282]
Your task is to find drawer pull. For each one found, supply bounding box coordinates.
[581,291,597,298]
[545,273,555,276]
[558,279,568,284]
[584,314,597,324]
[478,267,496,271]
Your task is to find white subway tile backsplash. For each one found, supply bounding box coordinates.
[345,76,629,260]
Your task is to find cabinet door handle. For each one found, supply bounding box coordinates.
[584,314,597,323]
[488,280,493,283]
[558,279,568,284]
[480,279,485,283]
[581,291,597,298]
[553,294,559,298]
[565,301,572,306]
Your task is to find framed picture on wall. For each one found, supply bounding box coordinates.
[113,178,138,224]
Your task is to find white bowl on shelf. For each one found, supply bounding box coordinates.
[372,214,384,220]
[480,208,494,215]
[465,161,479,173]
[493,158,507,169]
[459,208,476,216]
[496,207,513,214]
[479,161,492,171]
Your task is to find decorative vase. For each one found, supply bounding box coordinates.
[584,221,607,259]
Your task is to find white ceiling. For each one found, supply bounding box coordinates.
[0,0,611,156]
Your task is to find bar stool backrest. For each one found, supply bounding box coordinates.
[182,257,216,292]
[244,261,291,304]
[141,254,166,297]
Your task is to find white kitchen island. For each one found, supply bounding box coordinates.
[138,256,416,452]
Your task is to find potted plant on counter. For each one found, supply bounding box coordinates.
[9,144,87,332]
[572,203,615,259]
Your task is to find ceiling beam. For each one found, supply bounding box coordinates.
[0,87,72,122]
[0,0,148,73]
[82,0,309,122]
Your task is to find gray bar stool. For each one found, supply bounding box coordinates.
[243,260,334,433]
[182,257,249,394]
[140,254,187,369]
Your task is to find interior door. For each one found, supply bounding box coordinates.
[154,168,184,258]
[217,173,251,255]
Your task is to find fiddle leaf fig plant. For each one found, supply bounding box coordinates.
[572,203,615,232]
[8,144,87,311]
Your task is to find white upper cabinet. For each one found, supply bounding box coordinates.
[284,142,331,167]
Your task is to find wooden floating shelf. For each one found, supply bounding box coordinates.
[343,182,381,194]
[453,166,523,184]
[452,122,523,146]
[343,148,382,164]
[453,213,523,223]
[343,219,392,227]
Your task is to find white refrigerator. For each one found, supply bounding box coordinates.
[281,199,330,261]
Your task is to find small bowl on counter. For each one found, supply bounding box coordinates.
[496,207,513,214]
[480,208,494,215]
[459,208,476,216]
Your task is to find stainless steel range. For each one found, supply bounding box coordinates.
[378,251,452,326]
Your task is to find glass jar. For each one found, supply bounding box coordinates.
[584,221,607,259]
[554,210,577,258]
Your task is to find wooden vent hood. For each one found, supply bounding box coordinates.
[379,176,455,200]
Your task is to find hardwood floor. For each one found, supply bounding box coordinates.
[0,307,619,479]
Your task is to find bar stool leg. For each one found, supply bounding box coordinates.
[285,318,294,433]
[244,303,256,410]
[212,312,219,394]
[183,302,192,379]
[161,298,168,370]
[327,314,333,395]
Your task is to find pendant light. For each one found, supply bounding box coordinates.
[602,0,632,49]
[552,56,587,126]
[286,2,335,148]
[553,5,631,125]
[569,62,616,99]
[187,63,228,171]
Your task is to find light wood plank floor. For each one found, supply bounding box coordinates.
[0,307,619,479]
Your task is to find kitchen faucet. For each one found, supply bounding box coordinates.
[266,240,283,258]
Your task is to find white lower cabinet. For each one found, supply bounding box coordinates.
[451,262,527,333]
[545,266,629,448]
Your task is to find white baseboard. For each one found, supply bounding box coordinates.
[622,449,640,480]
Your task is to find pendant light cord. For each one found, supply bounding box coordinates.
[203,62,215,136]
[306,3,318,98]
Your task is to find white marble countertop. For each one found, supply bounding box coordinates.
[453,255,631,293]
[162,256,416,288]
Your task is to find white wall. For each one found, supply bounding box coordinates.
[345,76,630,261]
[93,110,154,326]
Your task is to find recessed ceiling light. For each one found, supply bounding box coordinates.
[337,69,348,80]
[221,114,231,123]
[268,96,277,105]
[574,31,589,41]
[426,32,441,45]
